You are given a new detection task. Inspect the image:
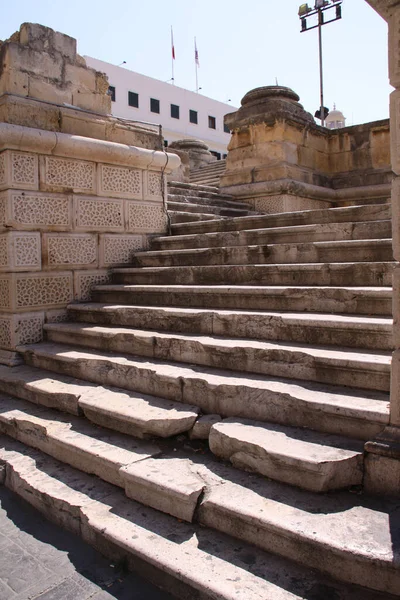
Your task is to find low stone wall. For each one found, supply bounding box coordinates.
[0,122,179,363]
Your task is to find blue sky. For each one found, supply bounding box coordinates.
[0,0,391,125]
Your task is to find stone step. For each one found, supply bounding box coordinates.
[167,201,254,217]
[168,181,229,196]
[111,262,394,287]
[4,392,359,501]
[19,342,389,440]
[68,304,394,350]
[209,418,363,492]
[1,437,394,599]
[133,239,393,268]
[189,178,221,186]
[0,396,161,488]
[93,284,392,315]
[0,364,199,438]
[170,203,392,236]
[42,324,392,391]
[168,193,250,210]
[168,211,220,224]
[152,220,392,251]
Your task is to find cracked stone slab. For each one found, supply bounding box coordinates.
[78,386,198,439]
[209,418,364,492]
[19,343,389,441]
[0,397,160,488]
[189,414,222,440]
[43,322,392,391]
[121,457,206,522]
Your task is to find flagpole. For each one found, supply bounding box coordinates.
[171,26,175,84]
[195,37,199,93]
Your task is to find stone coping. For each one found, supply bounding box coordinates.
[0,123,181,173]
[221,178,391,202]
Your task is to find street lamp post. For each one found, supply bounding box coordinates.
[298,0,343,127]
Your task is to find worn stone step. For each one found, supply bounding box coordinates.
[168,193,250,210]
[167,201,253,217]
[0,396,161,488]
[43,323,391,391]
[19,342,389,440]
[169,181,229,196]
[93,284,392,315]
[0,364,198,438]
[152,220,392,251]
[111,262,393,287]
[2,437,393,600]
[68,304,394,350]
[169,211,220,224]
[209,418,363,492]
[134,239,393,268]
[170,202,392,236]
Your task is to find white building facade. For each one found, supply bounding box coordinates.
[85,57,235,158]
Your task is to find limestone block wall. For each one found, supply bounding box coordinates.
[0,122,179,363]
[221,86,392,212]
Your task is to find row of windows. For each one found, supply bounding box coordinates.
[108,86,230,133]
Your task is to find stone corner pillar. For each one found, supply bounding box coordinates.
[220,85,333,214]
[363,4,400,497]
[169,139,216,172]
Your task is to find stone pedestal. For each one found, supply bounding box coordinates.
[169,139,215,171]
[0,23,179,364]
[220,86,333,213]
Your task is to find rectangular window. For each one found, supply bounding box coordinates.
[150,98,160,114]
[164,140,169,147]
[208,115,216,129]
[108,86,116,102]
[171,104,180,119]
[189,109,198,124]
[128,91,139,108]
[224,123,230,134]
[210,151,221,160]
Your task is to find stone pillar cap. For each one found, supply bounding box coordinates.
[225,85,315,129]
[169,139,210,151]
[241,86,300,106]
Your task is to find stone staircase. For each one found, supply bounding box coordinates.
[0,201,398,599]
[167,180,256,224]
[190,158,227,187]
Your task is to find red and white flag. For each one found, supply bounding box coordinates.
[195,38,199,67]
[171,26,175,60]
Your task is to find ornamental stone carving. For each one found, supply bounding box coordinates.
[0,151,39,191]
[41,156,96,193]
[1,191,72,230]
[127,202,166,233]
[99,234,143,267]
[74,196,124,231]
[73,270,111,301]
[44,234,97,268]
[98,164,142,199]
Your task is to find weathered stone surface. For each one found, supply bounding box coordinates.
[189,414,222,439]
[68,303,393,350]
[121,457,205,522]
[209,418,363,492]
[42,322,392,391]
[2,437,387,600]
[78,386,198,439]
[19,342,389,441]
[93,284,392,316]
[0,397,160,487]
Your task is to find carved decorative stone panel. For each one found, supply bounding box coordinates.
[99,234,143,267]
[98,164,142,199]
[74,196,124,231]
[41,156,96,193]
